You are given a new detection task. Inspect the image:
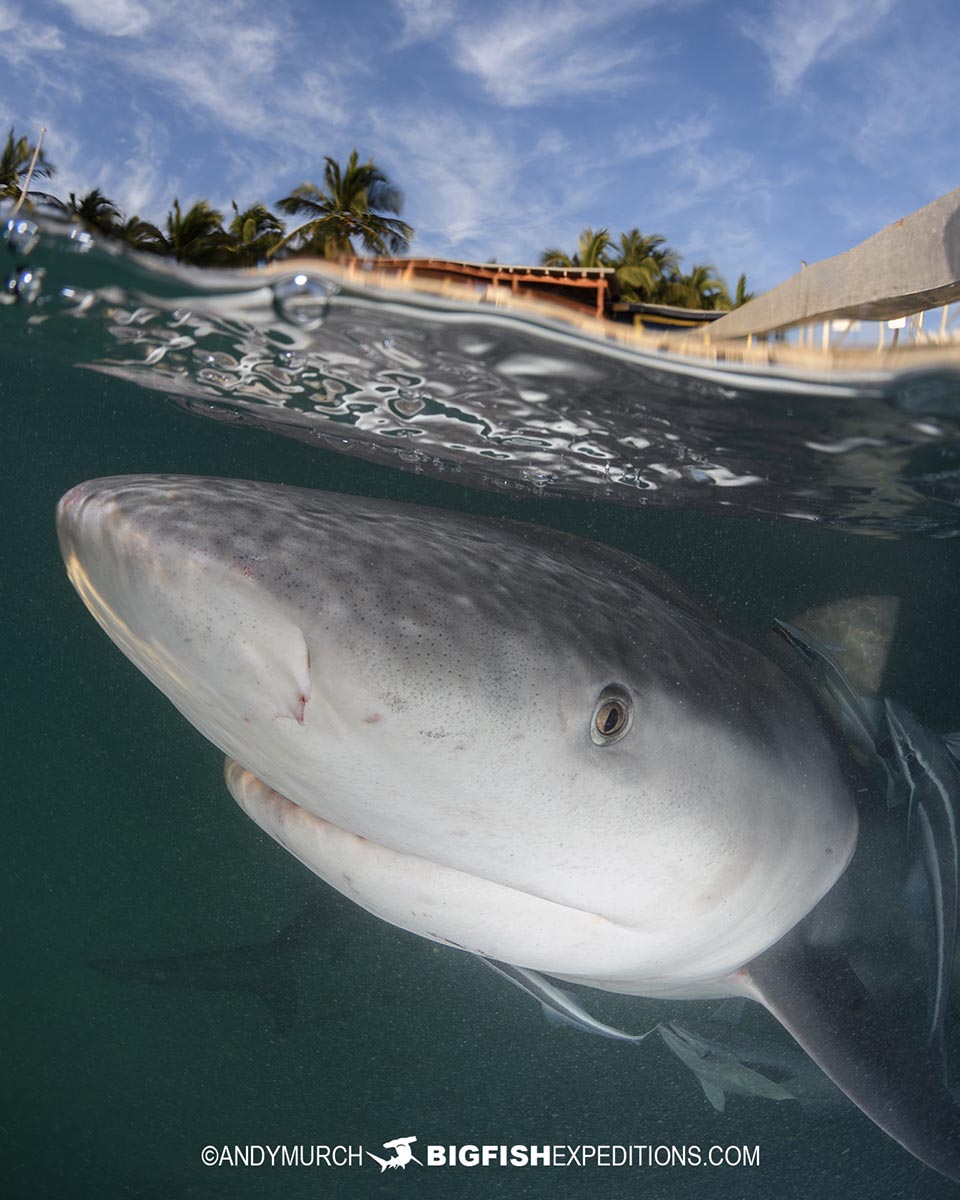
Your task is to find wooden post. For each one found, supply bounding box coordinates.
[11,126,46,217]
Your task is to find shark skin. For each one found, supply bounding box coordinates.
[57,475,960,1180]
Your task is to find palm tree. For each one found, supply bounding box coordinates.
[732,273,755,308]
[225,201,285,266]
[661,262,730,310]
[115,215,169,255]
[0,127,60,210]
[66,188,122,234]
[273,151,412,258]
[164,198,232,266]
[611,228,679,301]
[540,227,612,269]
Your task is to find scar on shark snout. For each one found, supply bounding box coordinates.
[274,693,310,724]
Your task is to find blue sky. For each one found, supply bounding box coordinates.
[1,0,956,290]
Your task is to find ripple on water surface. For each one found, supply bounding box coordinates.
[5,219,960,536]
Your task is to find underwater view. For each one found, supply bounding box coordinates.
[4,224,960,1200]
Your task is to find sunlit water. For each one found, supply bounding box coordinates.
[3,222,960,1199]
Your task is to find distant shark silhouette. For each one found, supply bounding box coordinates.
[88,894,345,1036]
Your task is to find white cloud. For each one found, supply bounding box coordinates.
[847,42,960,187]
[367,105,595,261]
[370,107,518,251]
[50,0,354,150]
[40,113,180,221]
[0,2,66,66]
[53,0,152,37]
[533,129,570,156]
[683,217,792,291]
[616,112,715,159]
[737,0,897,95]
[453,1,658,107]
[391,0,455,43]
[120,9,286,137]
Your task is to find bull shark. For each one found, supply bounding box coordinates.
[56,475,960,1180]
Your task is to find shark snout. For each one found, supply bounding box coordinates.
[57,476,316,750]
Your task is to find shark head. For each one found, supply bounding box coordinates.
[57,475,960,1178]
[57,474,854,993]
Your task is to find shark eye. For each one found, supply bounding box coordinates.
[591,685,633,745]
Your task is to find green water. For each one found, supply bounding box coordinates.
[3,244,960,1199]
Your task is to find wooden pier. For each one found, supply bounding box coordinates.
[709,187,960,340]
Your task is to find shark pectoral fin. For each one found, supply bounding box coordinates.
[480,957,657,1044]
[743,927,960,1182]
[784,596,899,697]
[699,1080,726,1113]
[540,1001,579,1032]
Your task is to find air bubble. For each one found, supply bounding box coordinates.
[4,265,44,304]
[520,467,555,488]
[68,228,95,253]
[272,273,339,330]
[193,349,237,370]
[197,368,231,387]
[4,218,39,255]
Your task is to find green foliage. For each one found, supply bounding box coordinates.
[163,198,233,265]
[540,227,612,269]
[660,262,730,310]
[3,125,759,305]
[274,150,412,258]
[114,215,169,255]
[1,130,408,268]
[733,273,755,308]
[0,127,60,210]
[226,202,286,266]
[67,188,122,232]
[538,226,750,310]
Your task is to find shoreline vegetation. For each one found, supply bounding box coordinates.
[2,127,753,310]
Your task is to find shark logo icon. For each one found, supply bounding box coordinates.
[366,1135,423,1172]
